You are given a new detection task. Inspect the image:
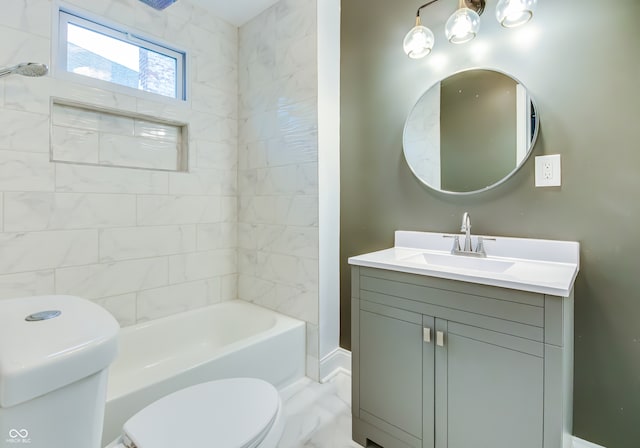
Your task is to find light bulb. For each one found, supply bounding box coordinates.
[445,8,480,44]
[496,0,537,28]
[403,25,435,59]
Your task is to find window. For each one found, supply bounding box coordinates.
[58,10,186,100]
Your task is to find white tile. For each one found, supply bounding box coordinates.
[0,270,55,300]
[55,257,168,299]
[100,225,196,262]
[283,196,319,226]
[3,192,136,232]
[169,170,236,196]
[51,82,138,114]
[137,195,222,225]
[220,274,237,301]
[306,354,320,382]
[254,165,298,195]
[0,109,49,153]
[257,252,298,284]
[55,163,169,194]
[0,230,98,275]
[134,119,181,142]
[99,133,179,170]
[3,76,52,115]
[276,32,317,79]
[0,151,54,191]
[93,293,137,327]
[276,2,317,42]
[196,223,237,250]
[276,68,318,109]
[0,0,51,38]
[297,162,318,194]
[238,274,277,304]
[306,323,319,359]
[238,248,258,276]
[275,283,319,324]
[238,140,268,170]
[220,196,237,222]
[278,373,359,448]
[191,82,237,117]
[189,113,236,142]
[51,126,100,164]
[135,97,191,123]
[270,226,319,258]
[52,104,135,135]
[194,139,237,170]
[169,249,236,283]
[134,4,173,38]
[193,56,237,93]
[238,195,281,224]
[136,280,211,321]
[0,27,49,70]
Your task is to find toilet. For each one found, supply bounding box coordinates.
[104,378,284,448]
[0,295,284,448]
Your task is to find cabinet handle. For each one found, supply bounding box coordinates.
[423,327,432,343]
[436,331,445,347]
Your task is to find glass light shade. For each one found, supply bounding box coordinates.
[403,25,435,59]
[496,0,537,28]
[445,8,481,44]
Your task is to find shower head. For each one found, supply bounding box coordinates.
[0,62,49,78]
[138,0,177,10]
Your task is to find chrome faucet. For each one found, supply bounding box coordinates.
[444,212,495,257]
[460,212,472,252]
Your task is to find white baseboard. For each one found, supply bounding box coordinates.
[319,347,351,382]
[573,437,606,448]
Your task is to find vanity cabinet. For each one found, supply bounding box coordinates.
[351,266,573,448]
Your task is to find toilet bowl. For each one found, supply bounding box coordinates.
[105,377,284,448]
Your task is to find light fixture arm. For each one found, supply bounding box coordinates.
[415,0,442,24]
[415,0,485,23]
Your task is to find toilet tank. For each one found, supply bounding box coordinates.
[0,295,119,448]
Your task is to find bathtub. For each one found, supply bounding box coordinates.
[101,300,306,446]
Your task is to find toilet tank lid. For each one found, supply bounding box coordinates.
[123,378,281,448]
[0,295,119,408]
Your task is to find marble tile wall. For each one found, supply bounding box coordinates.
[238,0,320,379]
[0,0,238,326]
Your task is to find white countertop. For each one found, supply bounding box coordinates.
[348,231,580,297]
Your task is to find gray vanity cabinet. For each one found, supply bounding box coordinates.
[351,266,573,448]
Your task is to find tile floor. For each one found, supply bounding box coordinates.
[279,371,361,448]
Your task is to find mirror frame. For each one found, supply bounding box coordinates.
[402,67,540,195]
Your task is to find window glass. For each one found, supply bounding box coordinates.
[60,11,185,100]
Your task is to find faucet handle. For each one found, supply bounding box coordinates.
[443,234,461,252]
[475,236,496,256]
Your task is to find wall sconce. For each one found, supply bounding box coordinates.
[403,0,537,59]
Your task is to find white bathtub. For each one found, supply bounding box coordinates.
[101,300,306,446]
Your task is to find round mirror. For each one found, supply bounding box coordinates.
[403,69,539,194]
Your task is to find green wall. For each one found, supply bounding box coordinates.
[340,0,640,446]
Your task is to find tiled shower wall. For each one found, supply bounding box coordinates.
[0,0,238,325]
[238,0,320,378]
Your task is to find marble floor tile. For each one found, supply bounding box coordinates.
[279,371,361,448]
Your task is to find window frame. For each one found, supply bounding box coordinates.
[57,9,186,101]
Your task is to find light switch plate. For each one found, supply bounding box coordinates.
[535,154,561,187]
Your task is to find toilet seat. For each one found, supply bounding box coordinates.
[120,378,282,448]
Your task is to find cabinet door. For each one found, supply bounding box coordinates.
[360,309,424,439]
[435,319,544,448]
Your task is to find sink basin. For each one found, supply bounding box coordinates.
[401,252,515,273]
